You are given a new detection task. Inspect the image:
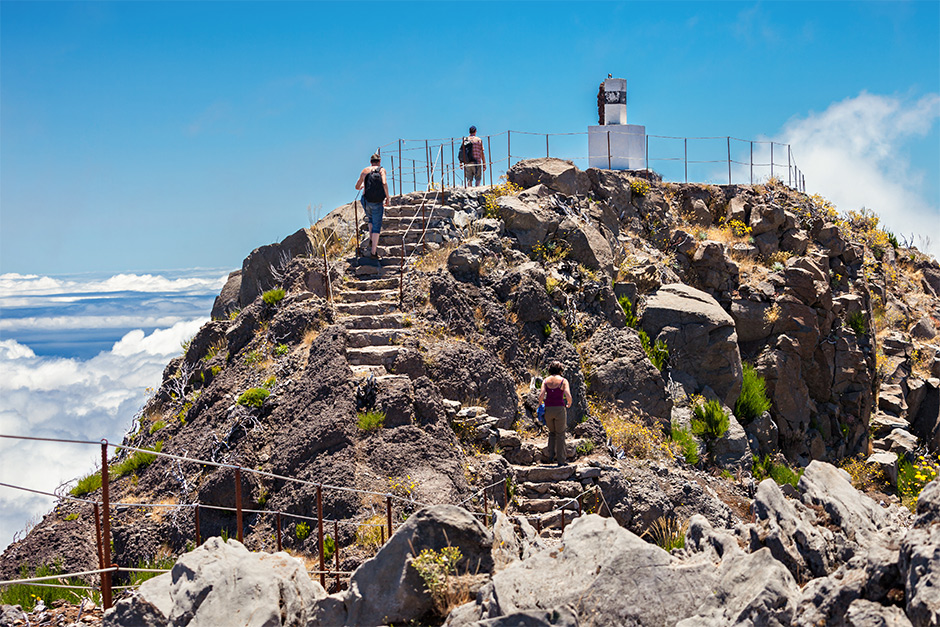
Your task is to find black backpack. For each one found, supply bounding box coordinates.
[363,167,385,202]
[459,138,476,164]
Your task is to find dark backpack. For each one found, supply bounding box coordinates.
[459,138,476,164]
[363,167,385,202]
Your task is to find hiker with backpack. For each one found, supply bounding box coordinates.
[355,153,390,260]
[459,126,486,187]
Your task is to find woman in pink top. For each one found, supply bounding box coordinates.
[538,361,573,465]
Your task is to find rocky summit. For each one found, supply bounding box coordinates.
[2,157,939,627]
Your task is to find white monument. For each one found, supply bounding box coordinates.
[588,77,646,170]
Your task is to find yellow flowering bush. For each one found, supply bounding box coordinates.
[898,453,940,511]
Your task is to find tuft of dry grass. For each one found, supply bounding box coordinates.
[839,456,886,492]
[590,398,674,460]
[414,242,459,273]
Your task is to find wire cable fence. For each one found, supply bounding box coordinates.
[376,130,805,196]
[0,432,607,607]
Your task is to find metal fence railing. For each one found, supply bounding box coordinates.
[375,130,805,196]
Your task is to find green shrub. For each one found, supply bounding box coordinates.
[237,387,270,408]
[295,521,311,541]
[411,546,463,616]
[846,310,867,336]
[671,427,700,465]
[112,441,163,479]
[752,454,803,488]
[71,471,103,496]
[357,410,386,432]
[618,294,638,328]
[638,329,669,371]
[262,376,276,389]
[64,513,79,521]
[262,288,286,306]
[886,230,899,250]
[243,349,264,366]
[543,323,551,337]
[575,440,595,456]
[643,516,686,551]
[0,562,99,611]
[274,343,289,356]
[322,535,336,562]
[735,363,771,423]
[149,420,167,434]
[691,400,729,439]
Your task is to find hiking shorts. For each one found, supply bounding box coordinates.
[363,199,383,234]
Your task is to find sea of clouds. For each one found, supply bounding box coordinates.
[0,269,229,550]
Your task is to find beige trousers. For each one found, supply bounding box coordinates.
[544,405,567,465]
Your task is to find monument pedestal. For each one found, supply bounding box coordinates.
[588,124,646,171]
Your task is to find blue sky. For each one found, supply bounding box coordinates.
[2,1,939,276]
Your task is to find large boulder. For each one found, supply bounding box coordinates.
[900,479,940,627]
[556,217,614,275]
[494,196,561,252]
[641,284,744,407]
[239,228,318,306]
[313,505,493,626]
[799,461,893,546]
[581,326,672,427]
[211,270,242,320]
[103,537,326,627]
[448,515,718,626]
[507,158,591,197]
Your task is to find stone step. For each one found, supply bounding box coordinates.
[370,216,452,230]
[375,243,424,258]
[345,278,400,291]
[512,464,576,484]
[347,328,410,348]
[517,480,584,500]
[341,313,404,330]
[515,497,578,515]
[347,346,402,367]
[334,301,398,316]
[351,365,388,377]
[336,289,398,304]
[383,205,454,219]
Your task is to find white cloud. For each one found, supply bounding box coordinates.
[0,271,227,297]
[112,319,206,357]
[779,92,940,255]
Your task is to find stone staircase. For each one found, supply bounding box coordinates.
[337,191,605,537]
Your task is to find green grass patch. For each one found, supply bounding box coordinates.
[237,387,270,408]
[691,400,729,439]
[357,410,386,432]
[112,441,163,479]
[295,521,311,541]
[0,562,100,611]
[149,420,167,434]
[70,471,103,497]
[575,440,595,456]
[262,288,286,306]
[753,454,803,488]
[735,363,771,423]
[670,427,700,465]
[128,554,176,586]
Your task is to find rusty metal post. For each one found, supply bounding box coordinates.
[483,488,488,526]
[451,139,456,188]
[504,477,509,509]
[545,134,549,158]
[645,134,649,172]
[577,495,582,516]
[771,142,774,180]
[412,159,416,192]
[398,140,403,196]
[93,503,104,572]
[727,137,732,185]
[561,507,566,534]
[425,139,430,186]
[390,155,395,197]
[317,485,325,588]
[487,135,493,187]
[276,513,282,551]
[100,441,113,610]
[421,202,427,254]
[354,194,359,258]
[234,468,243,543]
[334,520,340,591]
[399,235,405,307]
[536,517,541,535]
[386,495,393,541]
[380,525,385,545]
[195,505,201,546]
[507,131,511,169]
